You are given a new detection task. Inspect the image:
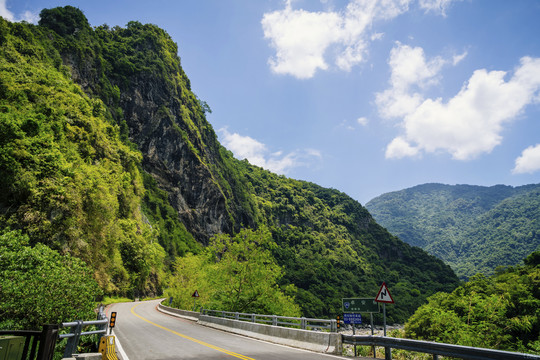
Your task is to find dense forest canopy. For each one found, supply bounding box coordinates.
[1,7,459,328]
[366,183,540,279]
[405,251,540,354]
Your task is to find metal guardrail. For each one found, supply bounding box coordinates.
[201,309,338,332]
[59,306,109,358]
[342,335,540,360]
[0,325,59,360]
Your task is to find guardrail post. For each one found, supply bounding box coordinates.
[330,319,337,333]
[301,317,306,330]
[37,324,59,360]
[235,312,239,320]
[272,315,277,326]
[251,314,255,323]
[97,306,108,334]
[63,320,83,358]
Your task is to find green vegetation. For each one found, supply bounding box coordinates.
[141,171,201,262]
[167,228,301,316]
[405,251,540,354]
[0,229,100,330]
[366,183,540,279]
[0,13,167,298]
[233,164,459,321]
[1,7,460,330]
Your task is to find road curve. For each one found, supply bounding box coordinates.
[108,299,351,360]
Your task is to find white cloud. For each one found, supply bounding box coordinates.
[371,32,384,41]
[20,10,39,24]
[262,0,413,78]
[0,0,14,21]
[384,56,540,160]
[376,43,448,119]
[220,130,267,166]
[219,128,321,174]
[357,116,368,126]
[452,51,468,66]
[513,144,540,174]
[418,0,461,16]
[261,0,463,78]
[386,136,420,159]
[261,3,342,79]
[0,0,39,23]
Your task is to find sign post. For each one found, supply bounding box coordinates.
[342,298,379,357]
[375,282,394,360]
[192,290,200,311]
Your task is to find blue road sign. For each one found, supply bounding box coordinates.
[343,313,362,324]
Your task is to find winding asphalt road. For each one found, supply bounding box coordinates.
[107,299,352,360]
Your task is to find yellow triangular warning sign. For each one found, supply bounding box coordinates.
[375,282,394,303]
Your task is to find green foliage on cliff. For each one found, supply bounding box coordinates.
[405,251,540,354]
[0,14,166,296]
[1,7,460,327]
[366,183,540,279]
[141,171,200,261]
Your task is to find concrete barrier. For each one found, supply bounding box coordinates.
[157,303,200,321]
[198,314,342,354]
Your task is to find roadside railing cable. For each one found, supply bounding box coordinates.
[200,308,338,332]
[342,335,540,360]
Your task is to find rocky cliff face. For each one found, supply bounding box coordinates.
[117,72,233,243]
[61,23,253,244]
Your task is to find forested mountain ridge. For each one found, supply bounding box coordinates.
[366,183,540,279]
[0,7,459,324]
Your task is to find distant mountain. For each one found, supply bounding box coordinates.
[366,183,540,279]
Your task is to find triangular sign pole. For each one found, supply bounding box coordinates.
[192,290,200,311]
[375,282,394,345]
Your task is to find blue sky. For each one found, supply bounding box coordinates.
[4,0,540,204]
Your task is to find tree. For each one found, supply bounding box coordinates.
[404,251,540,354]
[0,229,101,330]
[39,6,91,36]
[168,228,300,317]
[206,228,300,315]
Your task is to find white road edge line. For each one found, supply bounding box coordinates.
[112,329,130,360]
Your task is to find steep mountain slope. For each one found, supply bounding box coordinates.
[0,7,460,322]
[366,183,540,279]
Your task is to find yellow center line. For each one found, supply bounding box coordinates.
[130,303,255,360]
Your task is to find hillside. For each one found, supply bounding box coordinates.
[366,183,540,279]
[0,7,459,324]
[405,251,540,354]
